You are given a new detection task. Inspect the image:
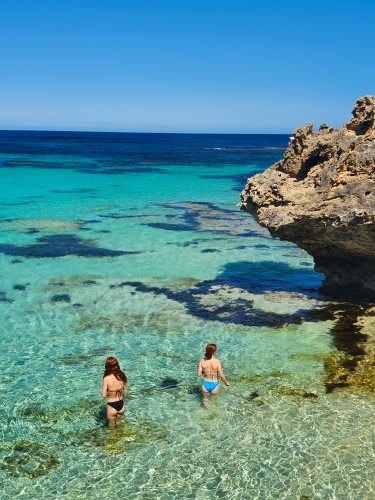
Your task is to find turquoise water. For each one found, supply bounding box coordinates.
[0,132,375,499]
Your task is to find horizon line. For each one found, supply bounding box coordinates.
[0,128,292,136]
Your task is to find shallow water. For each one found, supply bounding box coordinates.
[0,132,374,499]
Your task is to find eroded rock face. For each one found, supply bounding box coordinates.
[240,96,375,298]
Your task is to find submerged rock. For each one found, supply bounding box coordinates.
[322,304,375,394]
[51,293,71,303]
[1,441,60,478]
[160,378,179,389]
[240,96,375,299]
[302,392,318,399]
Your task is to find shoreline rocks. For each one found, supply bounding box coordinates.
[240,96,375,299]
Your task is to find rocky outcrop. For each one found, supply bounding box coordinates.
[240,96,375,298]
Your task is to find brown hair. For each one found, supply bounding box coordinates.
[204,343,217,360]
[103,357,127,384]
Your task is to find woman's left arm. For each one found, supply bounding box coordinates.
[218,361,230,386]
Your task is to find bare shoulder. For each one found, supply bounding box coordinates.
[214,359,223,370]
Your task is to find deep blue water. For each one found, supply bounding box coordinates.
[0,130,289,163]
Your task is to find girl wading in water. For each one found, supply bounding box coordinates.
[197,343,229,395]
[102,357,127,428]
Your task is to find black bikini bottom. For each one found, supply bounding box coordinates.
[107,399,124,411]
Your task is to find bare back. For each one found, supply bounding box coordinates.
[198,358,222,382]
[102,374,127,402]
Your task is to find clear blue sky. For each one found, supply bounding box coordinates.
[1,0,374,133]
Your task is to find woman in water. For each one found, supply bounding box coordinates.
[102,357,127,427]
[197,343,229,395]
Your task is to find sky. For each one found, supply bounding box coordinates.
[1,0,375,133]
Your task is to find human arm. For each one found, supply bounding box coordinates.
[101,378,108,398]
[197,359,203,377]
[217,360,230,386]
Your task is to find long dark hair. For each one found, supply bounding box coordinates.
[204,343,217,360]
[103,357,127,384]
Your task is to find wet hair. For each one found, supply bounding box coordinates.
[103,357,127,384]
[204,343,217,360]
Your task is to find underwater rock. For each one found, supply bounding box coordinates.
[0,218,82,233]
[73,419,169,455]
[74,308,179,336]
[241,96,375,299]
[41,275,102,292]
[145,201,267,237]
[57,346,114,365]
[302,392,318,399]
[310,302,375,394]
[13,284,27,291]
[51,293,71,303]
[51,188,97,194]
[1,441,60,478]
[108,281,130,289]
[14,399,168,458]
[0,292,14,303]
[160,378,179,389]
[0,234,131,258]
[121,279,309,328]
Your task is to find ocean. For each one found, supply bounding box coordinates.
[0,131,374,499]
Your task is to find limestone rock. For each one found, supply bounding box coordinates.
[240,96,375,298]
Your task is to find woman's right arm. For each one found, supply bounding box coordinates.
[101,378,108,398]
[218,361,230,386]
[197,359,203,377]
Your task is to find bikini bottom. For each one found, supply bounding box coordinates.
[107,399,124,411]
[202,381,219,393]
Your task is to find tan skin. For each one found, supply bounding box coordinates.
[101,373,127,423]
[197,349,229,394]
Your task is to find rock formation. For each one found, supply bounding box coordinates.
[240,96,375,298]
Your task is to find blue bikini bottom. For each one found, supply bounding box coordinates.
[202,381,219,393]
